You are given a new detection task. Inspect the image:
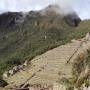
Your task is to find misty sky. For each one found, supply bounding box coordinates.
[0,0,90,20]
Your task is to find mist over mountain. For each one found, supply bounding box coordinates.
[0,0,90,20]
[0,4,81,28]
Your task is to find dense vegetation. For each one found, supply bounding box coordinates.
[0,15,90,80]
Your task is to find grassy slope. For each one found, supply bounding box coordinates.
[0,16,90,77]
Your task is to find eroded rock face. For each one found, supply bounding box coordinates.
[0,12,25,28]
[27,11,41,18]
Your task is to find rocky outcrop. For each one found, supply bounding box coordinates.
[0,12,26,28]
[2,60,29,80]
[64,12,81,26]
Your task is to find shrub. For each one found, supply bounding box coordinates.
[0,78,8,87]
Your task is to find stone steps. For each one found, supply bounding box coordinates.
[5,40,82,87]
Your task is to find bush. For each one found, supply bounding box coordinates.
[6,57,21,65]
[0,79,8,87]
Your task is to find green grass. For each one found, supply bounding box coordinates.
[0,16,90,79]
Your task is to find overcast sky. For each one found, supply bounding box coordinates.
[0,0,90,20]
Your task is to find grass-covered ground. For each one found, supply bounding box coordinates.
[0,16,90,79]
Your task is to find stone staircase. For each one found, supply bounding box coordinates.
[4,33,90,90]
[5,40,82,88]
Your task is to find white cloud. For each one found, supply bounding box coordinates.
[0,0,90,19]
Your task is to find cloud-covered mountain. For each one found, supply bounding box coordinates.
[0,4,81,28]
[0,0,90,20]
